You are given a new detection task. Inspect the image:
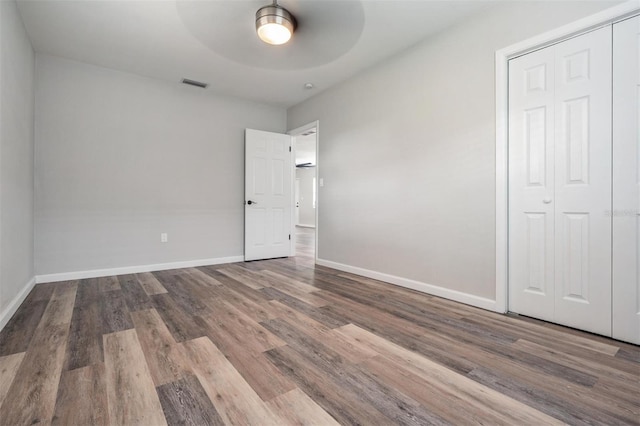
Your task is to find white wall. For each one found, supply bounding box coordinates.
[35,55,286,276]
[288,1,622,304]
[0,0,36,327]
[296,167,316,227]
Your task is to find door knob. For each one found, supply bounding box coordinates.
[543,198,552,204]
[247,200,257,205]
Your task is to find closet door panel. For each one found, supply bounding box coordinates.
[508,46,556,322]
[553,26,612,336]
[613,15,640,344]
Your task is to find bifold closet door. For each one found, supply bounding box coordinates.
[509,26,612,336]
[612,15,640,344]
[508,46,556,323]
[552,28,612,336]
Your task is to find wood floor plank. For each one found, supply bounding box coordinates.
[151,293,207,342]
[266,388,341,426]
[217,265,272,290]
[0,352,25,408]
[225,349,297,402]
[262,269,321,293]
[130,308,191,386]
[75,278,100,306]
[157,274,211,314]
[136,272,167,295]
[199,298,286,353]
[268,301,377,364]
[64,301,103,370]
[408,326,638,424]
[0,299,49,356]
[0,281,59,357]
[103,329,167,425]
[156,374,225,426]
[467,313,620,356]
[180,336,281,425]
[261,287,348,329]
[52,363,108,426]
[264,277,328,307]
[119,274,154,311]
[184,267,224,286]
[200,267,273,304]
[266,345,427,425]
[615,346,640,363]
[335,323,564,425]
[24,282,57,302]
[98,275,121,292]
[0,282,77,425]
[318,291,477,375]
[217,287,279,323]
[263,318,453,425]
[467,367,632,425]
[100,289,134,334]
[512,338,639,386]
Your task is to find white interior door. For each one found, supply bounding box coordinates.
[613,15,640,344]
[509,26,613,336]
[245,129,293,261]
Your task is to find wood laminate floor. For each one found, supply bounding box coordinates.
[0,227,638,425]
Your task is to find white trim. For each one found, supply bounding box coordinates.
[495,0,640,315]
[35,256,244,284]
[0,276,36,332]
[317,258,498,312]
[289,120,320,264]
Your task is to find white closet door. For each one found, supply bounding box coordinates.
[509,26,612,336]
[553,27,612,336]
[509,46,556,322]
[613,15,640,344]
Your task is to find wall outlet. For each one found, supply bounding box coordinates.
[160,233,168,243]
[319,178,324,187]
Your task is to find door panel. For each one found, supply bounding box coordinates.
[509,45,556,322]
[553,26,612,336]
[245,129,292,261]
[613,15,640,344]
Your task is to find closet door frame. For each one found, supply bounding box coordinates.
[494,0,639,314]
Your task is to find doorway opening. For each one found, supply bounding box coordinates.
[290,122,318,264]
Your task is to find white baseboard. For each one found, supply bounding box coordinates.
[316,258,498,312]
[35,256,245,284]
[296,224,316,228]
[0,276,37,332]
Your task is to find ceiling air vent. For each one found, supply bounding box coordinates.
[181,78,208,89]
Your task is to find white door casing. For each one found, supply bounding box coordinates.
[613,15,640,344]
[244,129,292,261]
[509,26,613,336]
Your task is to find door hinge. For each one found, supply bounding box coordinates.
[289,234,291,240]
[289,146,291,152]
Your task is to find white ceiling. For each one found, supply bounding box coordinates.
[17,0,499,108]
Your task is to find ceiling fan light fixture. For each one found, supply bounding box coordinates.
[256,2,296,45]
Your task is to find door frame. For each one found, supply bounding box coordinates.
[288,120,320,263]
[495,0,639,314]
